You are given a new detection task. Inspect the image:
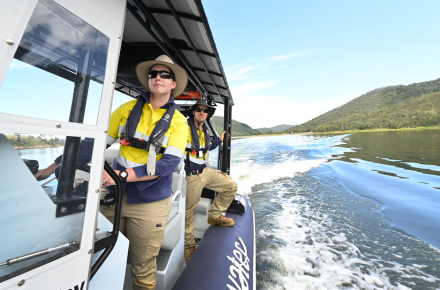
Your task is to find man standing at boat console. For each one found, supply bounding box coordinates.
[184,99,238,263]
[35,55,188,290]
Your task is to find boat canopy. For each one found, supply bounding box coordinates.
[117,0,234,106]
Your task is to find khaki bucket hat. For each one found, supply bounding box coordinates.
[135,55,188,98]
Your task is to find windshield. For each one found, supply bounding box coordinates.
[0,0,109,282]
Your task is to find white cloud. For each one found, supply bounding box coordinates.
[231,81,278,96]
[216,94,354,129]
[215,50,357,129]
[266,50,311,62]
[225,50,311,81]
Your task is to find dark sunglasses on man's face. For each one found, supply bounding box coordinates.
[149,70,173,79]
[195,108,209,113]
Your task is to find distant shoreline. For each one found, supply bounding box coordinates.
[14,145,63,150]
[232,126,440,138]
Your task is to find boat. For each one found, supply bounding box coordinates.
[0,0,255,289]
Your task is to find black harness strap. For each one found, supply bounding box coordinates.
[119,92,176,154]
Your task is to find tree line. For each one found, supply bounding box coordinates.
[8,134,65,148]
[281,78,440,134]
[283,92,440,133]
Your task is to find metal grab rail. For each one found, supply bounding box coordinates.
[0,242,77,267]
[89,161,123,280]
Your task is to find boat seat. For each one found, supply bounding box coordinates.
[105,148,118,165]
[168,205,178,222]
[195,197,212,215]
[161,212,181,250]
[161,162,185,250]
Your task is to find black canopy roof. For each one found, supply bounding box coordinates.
[116,0,233,106]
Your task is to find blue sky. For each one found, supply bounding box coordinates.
[1,1,439,130]
[203,0,440,128]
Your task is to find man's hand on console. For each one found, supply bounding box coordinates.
[34,163,57,181]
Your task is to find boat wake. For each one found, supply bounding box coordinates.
[225,135,440,290]
[231,154,325,196]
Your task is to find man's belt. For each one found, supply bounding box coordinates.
[188,169,204,176]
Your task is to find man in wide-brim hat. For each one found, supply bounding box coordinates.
[35,55,189,290]
[102,55,189,290]
[183,98,238,264]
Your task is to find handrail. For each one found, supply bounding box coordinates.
[0,242,77,267]
[89,161,123,280]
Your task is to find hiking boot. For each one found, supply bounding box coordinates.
[207,214,235,227]
[185,247,196,264]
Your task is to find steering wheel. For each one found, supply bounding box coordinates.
[54,162,116,205]
[54,162,90,180]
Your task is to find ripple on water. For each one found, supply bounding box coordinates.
[251,166,440,290]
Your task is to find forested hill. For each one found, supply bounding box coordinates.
[256,124,296,133]
[211,116,260,136]
[282,78,440,133]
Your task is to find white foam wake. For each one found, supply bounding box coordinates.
[230,155,325,196]
[260,182,440,290]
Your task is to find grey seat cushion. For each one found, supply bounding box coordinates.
[168,205,178,222]
[161,213,181,250]
[105,148,118,164]
[172,172,183,194]
[194,197,212,215]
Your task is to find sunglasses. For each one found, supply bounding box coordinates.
[195,108,209,113]
[148,70,174,80]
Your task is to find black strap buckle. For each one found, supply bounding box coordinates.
[130,138,149,150]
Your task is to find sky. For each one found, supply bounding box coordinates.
[1,0,439,131]
[202,0,440,128]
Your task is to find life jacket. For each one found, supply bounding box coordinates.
[119,92,176,175]
[185,117,211,174]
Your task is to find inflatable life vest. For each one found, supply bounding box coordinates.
[185,117,211,173]
[119,93,176,175]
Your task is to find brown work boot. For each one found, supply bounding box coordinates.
[207,214,235,227]
[184,247,196,264]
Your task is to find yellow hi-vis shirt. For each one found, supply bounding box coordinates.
[185,124,222,171]
[106,94,188,203]
[107,98,188,170]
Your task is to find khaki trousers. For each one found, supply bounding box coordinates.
[100,190,172,290]
[184,167,238,248]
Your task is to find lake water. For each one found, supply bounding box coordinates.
[16,130,440,289]
[227,130,440,290]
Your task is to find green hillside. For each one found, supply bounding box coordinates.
[282,78,440,133]
[211,116,260,136]
[256,124,296,133]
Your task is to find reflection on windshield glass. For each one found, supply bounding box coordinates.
[0,0,109,124]
[0,133,90,282]
[0,0,111,281]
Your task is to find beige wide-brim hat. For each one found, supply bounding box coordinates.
[135,55,188,98]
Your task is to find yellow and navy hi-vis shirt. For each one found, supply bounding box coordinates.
[107,93,188,203]
[185,123,222,172]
